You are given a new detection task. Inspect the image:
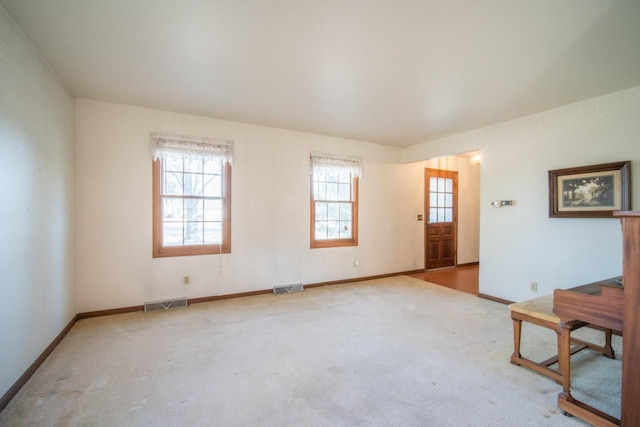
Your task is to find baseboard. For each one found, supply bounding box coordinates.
[78,269,426,315]
[77,305,144,319]
[189,289,273,304]
[0,314,78,412]
[305,269,425,289]
[157,270,427,305]
[457,261,479,268]
[478,293,514,305]
[0,267,425,413]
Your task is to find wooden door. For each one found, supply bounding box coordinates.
[425,169,458,269]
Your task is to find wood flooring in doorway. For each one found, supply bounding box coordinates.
[409,264,479,296]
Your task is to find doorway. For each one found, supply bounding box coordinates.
[425,168,458,269]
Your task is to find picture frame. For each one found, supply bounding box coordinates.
[548,161,631,218]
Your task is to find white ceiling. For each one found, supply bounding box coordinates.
[2,0,640,147]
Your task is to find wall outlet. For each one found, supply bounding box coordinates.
[183,275,190,285]
[354,260,360,268]
[530,281,538,292]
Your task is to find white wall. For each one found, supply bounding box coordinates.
[0,7,75,400]
[75,100,424,312]
[404,86,640,302]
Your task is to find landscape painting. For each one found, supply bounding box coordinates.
[561,173,615,208]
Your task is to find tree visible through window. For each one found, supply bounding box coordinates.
[152,134,232,258]
[310,153,361,249]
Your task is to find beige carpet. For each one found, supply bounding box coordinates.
[0,276,621,426]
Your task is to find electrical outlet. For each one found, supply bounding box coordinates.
[354,260,360,268]
[530,281,538,292]
[183,275,190,285]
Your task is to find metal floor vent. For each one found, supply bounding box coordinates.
[144,297,188,312]
[273,283,304,294]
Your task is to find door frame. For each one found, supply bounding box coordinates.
[425,168,458,270]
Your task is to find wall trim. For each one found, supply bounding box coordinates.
[0,268,426,413]
[174,269,428,305]
[78,269,427,316]
[457,261,479,268]
[305,269,424,288]
[478,293,514,305]
[0,314,78,412]
[189,289,273,305]
[77,305,144,319]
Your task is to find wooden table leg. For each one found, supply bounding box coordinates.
[603,328,615,359]
[511,317,522,364]
[558,322,572,400]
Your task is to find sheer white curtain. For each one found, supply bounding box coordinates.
[310,152,362,177]
[151,133,234,164]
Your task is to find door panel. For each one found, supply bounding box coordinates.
[425,169,458,269]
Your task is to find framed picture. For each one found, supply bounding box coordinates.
[548,161,631,218]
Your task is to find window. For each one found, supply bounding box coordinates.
[428,176,454,223]
[152,134,232,257]
[310,153,361,248]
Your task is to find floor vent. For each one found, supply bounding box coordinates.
[144,297,188,312]
[273,283,304,294]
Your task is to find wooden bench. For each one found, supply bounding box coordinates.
[509,293,614,383]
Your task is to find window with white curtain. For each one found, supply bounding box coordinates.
[310,152,361,248]
[151,133,233,257]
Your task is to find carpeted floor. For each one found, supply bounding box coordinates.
[0,276,621,426]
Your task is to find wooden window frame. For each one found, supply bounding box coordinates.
[153,159,231,258]
[310,172,359,249]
